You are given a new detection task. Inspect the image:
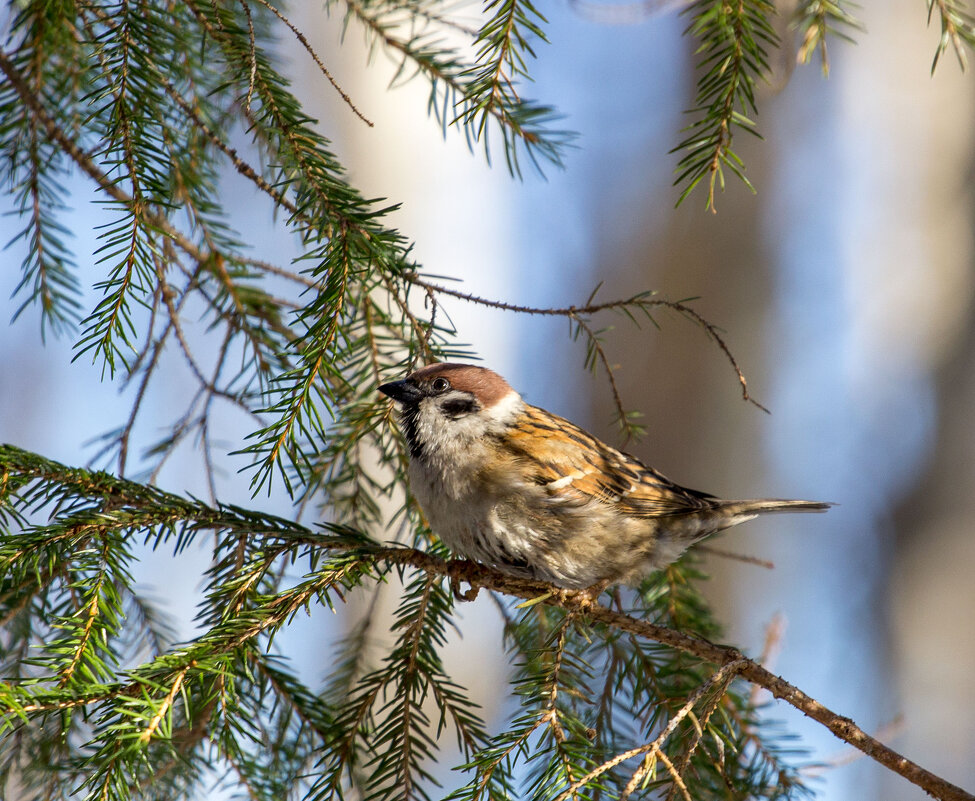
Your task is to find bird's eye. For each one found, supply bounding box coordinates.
[431,377,450,393]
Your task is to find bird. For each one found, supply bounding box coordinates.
[379,362,830,592]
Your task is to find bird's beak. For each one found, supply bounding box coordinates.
[378,379,422,405]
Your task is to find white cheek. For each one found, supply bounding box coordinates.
[483,390,522,425]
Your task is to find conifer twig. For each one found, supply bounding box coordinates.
[369,547,975,801]
[247,0,374,125]
[403,272,767,411]
[0,446,972,801]
[557,658,747,801]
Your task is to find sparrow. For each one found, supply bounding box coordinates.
[379,363,830,591]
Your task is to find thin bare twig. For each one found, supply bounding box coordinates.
[382,273,436,365]
[749,612,785,709]
[404,272,768,412]
[654,749,692,801]
[238,0,258,112]
[694,543,775,570]
[568,311,632,438]
[248,0,373,125]
[240,256,315,287]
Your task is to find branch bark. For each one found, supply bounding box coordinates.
[371,546,974,801]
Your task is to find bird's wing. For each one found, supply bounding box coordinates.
[500,405,716,517]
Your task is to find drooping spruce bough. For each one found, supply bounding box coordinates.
[1,1,972,800]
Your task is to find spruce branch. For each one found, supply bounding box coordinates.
[0,46,211,274]
[929,0,975,72]
[792,0,862,76]
[137,665,188,745]
[7,136,81,338]
[3,2,763,496]
[557,657,747,801]
[342,0,570,175]
[247,0,374,125]
[3,8,83,339]
[1,26,432,487]
[674,0,778,211]
[2,444,972,801]
[369,549,975,801]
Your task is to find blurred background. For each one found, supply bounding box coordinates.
[2,0,974,798]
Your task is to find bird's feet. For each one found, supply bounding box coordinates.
[518,582,611,612]
[447,559,481,602]
[562,580,610,612]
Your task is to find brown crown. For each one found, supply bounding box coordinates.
[408,363,514,408]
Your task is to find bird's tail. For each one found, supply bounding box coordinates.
[649,498,832,571]
[713,498,832,527]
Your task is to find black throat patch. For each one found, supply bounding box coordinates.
[399,403,424,459]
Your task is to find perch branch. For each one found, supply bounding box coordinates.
[368,546,975,801]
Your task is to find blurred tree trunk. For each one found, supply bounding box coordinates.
[889,291,975,796]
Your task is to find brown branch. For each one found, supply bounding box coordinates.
[568,312,632,439]
[404,272,767,411]
[238,0,259,111]
[239,255,314,287]
[694,543,774,570]
[0,508,968,801]
[157,68,303,219]
[159,273,216,391]
[247,0,373,126]
[653,749,692,801]
[383,273,436,364]
[117,253,202,474]
[366,547,975,801]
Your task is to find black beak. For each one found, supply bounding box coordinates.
[379,379,423,405]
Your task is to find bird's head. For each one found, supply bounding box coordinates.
[379,363,522,459]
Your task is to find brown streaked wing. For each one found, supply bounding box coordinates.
[502,406,716,516]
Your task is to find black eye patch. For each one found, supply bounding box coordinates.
[441,397,478,417]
